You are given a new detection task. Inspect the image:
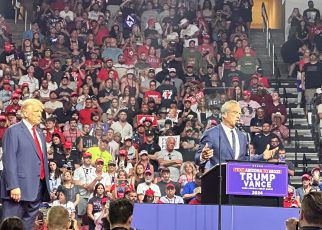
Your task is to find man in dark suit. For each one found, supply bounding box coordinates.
[195,100,248,169]
[1,99,50,229]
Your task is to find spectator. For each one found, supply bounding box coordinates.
[136,169,161,203]
[79,97,102,125]
[237,46,259,77]
[296,174,313,204]
[250,107,270,138]
[302,52,322,110]
[251,122,273,155]
[55,141,80,171]
[284,185,299,208]
[110,110,133,141]
[158,137,183,182]
[109,199,134,230]
[271,112,289,142]
[286,192,322,230]
[116,149,134,175]
[303,1,320,25]
[76,123,98,153]
[87,183,106,230]
[58,170,80,209]
[48,160,62,198]
[180,127,200,162]
[239,90,261,127]
[160,183,184,204]
[181,172,202,203]
[53,189,76,219]
[73,152,96,219]
[132,162,145,190]
[87,140,113,172]
[178,161,197,190]
[0,217,24,230]
[311,167,322,190]
[266,91,287,124]
[157,167,180,196]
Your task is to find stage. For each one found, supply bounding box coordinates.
[132,204,299,230]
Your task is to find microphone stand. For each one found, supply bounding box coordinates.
[218,133,222,230]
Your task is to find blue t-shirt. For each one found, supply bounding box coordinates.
[181,181,198,203]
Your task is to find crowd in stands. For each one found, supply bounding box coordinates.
[0,0,321,228]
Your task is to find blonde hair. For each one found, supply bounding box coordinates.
[220,100,239,115]
[180,161,197,176]
[21,98,44,118]
[46,206,69,230]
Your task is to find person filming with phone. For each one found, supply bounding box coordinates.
[286,191,322,230]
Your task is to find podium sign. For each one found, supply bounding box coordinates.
[226,162,288,197]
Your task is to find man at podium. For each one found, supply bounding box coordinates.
[195,100,248,169]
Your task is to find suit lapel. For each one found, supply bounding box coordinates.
[237,130,247,159]
[20,122,41,159]
[219,125,234,159]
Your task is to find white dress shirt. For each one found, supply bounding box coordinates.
[22,119,43,152]
[221,123,240,160]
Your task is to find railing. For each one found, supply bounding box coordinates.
[261,2,276,75]
[12,0,28,31]
[302,154,308,173]
[294,130,299,167]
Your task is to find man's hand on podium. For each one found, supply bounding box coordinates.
[263,144,279,160]
[201,143,214,161]
[285,217,298,230]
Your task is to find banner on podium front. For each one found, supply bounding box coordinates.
[226,162,288,197]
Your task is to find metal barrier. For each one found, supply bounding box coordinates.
[294,130,299,167]
[13,0,28,31]
[261,2,276,75]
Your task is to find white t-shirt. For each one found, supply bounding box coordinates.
[73,165,96,197]
[136,182,161,197]
[52,200,75,216]
[160,195,184,204]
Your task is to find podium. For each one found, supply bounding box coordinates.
[201,161,288,207]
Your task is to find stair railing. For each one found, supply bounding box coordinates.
[302,153,308,174]
[261,2,276,75]
[12,0,28,31]
[295,130,299,167]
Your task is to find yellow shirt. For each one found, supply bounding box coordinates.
[87,147,113,172]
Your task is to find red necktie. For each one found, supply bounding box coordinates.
[32,126,45,180]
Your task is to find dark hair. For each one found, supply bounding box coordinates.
[301,192,322,225]
[48,160,61,180]
[0,217,24,230]
[109,199,133,226]
[93,183,105,197]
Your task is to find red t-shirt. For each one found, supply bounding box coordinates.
[95,28,109,46]
[146,55,160,68]
[97,68,118,81]
[79,108,100,125]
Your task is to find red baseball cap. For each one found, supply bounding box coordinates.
[11,93,20,99]
[83,152,92,158]
[95,158,104,165]
[145,188,155,196]
[243,90,251,96]
[64,141,72,149]
[119,149,128,156]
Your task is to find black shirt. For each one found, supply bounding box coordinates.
[98,88,118,112]
[304,62,322,89]
[251,133,273,155]
[156,84,177,108]
[55,153,80,170]
[157,180,181,196]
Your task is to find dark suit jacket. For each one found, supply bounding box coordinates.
[195,124,248,169]
[1,121,50,201]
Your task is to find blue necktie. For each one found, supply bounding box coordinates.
[231,129,236,159]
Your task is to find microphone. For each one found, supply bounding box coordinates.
[235,122,246,132]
